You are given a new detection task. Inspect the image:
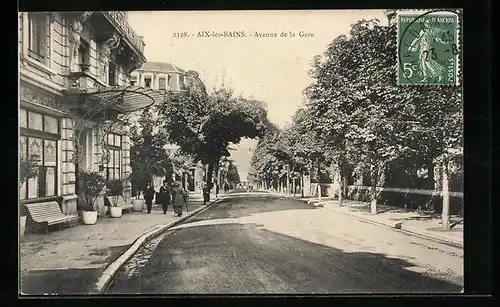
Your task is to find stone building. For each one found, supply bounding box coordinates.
[19,11,163,217]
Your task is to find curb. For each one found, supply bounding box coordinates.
[94,198,220,294]
[298,198,463,249]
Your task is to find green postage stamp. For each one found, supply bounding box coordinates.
[397,10,461,86]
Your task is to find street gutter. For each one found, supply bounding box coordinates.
[94,198,220,294]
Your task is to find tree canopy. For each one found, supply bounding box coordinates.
[158,72,272,187]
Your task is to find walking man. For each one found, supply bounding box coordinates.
[202,183,210,205]
[144,182,156,214]
[158,180,171,214]
[213,179,219,198]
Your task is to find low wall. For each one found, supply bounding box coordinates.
[307,183,463,215]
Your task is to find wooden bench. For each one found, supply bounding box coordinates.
[25,201,78,234]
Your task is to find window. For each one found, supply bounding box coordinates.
[158,77,166,90]
[79,39,90,68]
[20,109,60,200]
[168,75,175,90]
[108,62,117,86]
[28,13,47,63]
[144,77,151,88]
[179,74,185,89]
[106,133,122,180]
[130,75,137,86]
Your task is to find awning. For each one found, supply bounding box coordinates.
[68,86,165,114]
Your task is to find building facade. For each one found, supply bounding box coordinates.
[19,11,162,217]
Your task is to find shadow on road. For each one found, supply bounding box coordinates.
[183,194,317,225]
[108,222,462,294]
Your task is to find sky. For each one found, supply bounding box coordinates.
[127,10,387,181]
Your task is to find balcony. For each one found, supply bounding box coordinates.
[102,11,145,58]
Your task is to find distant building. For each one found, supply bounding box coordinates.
[130,61,186,92]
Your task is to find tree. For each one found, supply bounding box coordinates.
[129,108,170,196]
[303,18,463,227]
[226,160,240,184]
[305,19,419,212]
[158,72,271,193]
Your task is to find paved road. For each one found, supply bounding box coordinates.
[107,190,463,294]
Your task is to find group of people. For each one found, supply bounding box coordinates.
[143,180,188,217]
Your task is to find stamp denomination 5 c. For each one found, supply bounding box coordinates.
[397,10,461,86]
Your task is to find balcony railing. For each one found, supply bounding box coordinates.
[103,11,145,56]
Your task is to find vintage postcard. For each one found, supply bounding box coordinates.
[19,9,463,295]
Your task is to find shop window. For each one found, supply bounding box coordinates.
[20,109,28,128]
[106,133,122,180]
[20,109,60,200]
[158,77,166,90]
[28,13,48,63]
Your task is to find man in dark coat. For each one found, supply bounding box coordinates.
[202,183,210,205]
[144,182,156,214]
[158,180,171,214]
[171,182,187,217]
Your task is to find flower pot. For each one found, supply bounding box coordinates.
[20,216,27,241]
[110,206,122,218]
[82,211,98,225]
[132,199,145,212]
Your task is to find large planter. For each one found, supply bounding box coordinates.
[82,211,98,225]
[110,206,123,218]
[132,199,145,212]
[20,216,27,241]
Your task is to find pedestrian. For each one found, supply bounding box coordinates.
[144,182,156,214]
[158,180,171,214]
[224,182,229,193]
[213,180,219,197]
[171,181,187,217]
[202,183,210,205]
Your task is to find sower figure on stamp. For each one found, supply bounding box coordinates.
[144,182,156,214]
[158,180,171,214]
[171,182,187,217]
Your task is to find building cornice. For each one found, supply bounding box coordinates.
[19,70,65,96]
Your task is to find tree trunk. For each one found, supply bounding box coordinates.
[317,158,322,200]
[442,160,451,231]
[292,177,296,196]
[428,163,435,189]
[301,171,304,198]
[337,163,343,206]
[286,165,290,197]
[206,161,215,200]
[370,164,377,214]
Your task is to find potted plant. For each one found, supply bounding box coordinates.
[130,172,146,212]
[106,179,124,218]
[19,156,39,241]
[78,171,106,225]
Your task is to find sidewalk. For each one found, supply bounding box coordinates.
[290,195,463,248]
[20,192,213,295]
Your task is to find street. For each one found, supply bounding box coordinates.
[106,190,463,294]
